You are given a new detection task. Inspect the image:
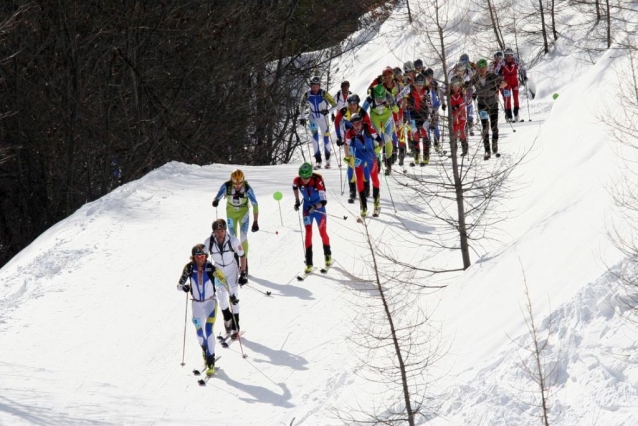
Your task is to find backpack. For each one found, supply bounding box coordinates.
[208,235,239,267]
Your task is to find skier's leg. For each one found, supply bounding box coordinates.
[239,210,250,257]
[309,118,322,164]
[317,117,331,162]
[490,104,500,153]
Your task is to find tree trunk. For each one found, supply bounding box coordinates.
[538,0,550,53]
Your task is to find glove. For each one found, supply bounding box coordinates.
[441,104,447,112]
[299,118,307,126]
[229,294,239,305]
[251,222,259,232]
[294,200,301,211]
[472,93,477,100]
[375,135,382,143]
[212,199,219,208]
[336,137,344,147]
[307,205,316,214]
[343,156,352,165]
[238,272,248,286]
[320,109,329,116]
[178,284,190,293]
[524,77,528,82]
[331,113,335,122]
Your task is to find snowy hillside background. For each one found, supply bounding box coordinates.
[2,1,638,425]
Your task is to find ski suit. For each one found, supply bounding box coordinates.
[362,93,398,168]
[345,123,381,213]
[469,71,504,155]
[449,63,476,125]
[499,57,526,120]
[213,181,258,257]
[334,107,373,197]
[292,174,331,267]
[427,79,446,144]
[333,89,351,112]
[405,85,431,161]
[450,91,468,154]
[178,261,228,362]
[204,232,245,332]
[300,88,337,165]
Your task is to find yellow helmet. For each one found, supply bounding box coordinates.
[230,169,244,184]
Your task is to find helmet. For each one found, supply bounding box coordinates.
[393,67,402,77]
[476,59,488,69]
[382,66,394,77]
[192,243,207,257]
[503,48,514,56]
[341,80,350,87]
[450,78,463,89]
[414,59,424,69]
[403,61,415,72]
[310,75,321,85]
[299,162,313,179]
[460,53,469,64]
[494,51,503,59]
[350,113,363,124]
[347,94,360,104]
[455,62,466,71]
[415,74,426,85]
[230,169,244,184]
[423,68,434,78]
[212,218,227,231]
[373,84,386,100]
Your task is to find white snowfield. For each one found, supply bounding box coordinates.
[2,3,638,426]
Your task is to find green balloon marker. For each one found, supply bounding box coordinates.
[552,93,559,100]
[273,191,283,201]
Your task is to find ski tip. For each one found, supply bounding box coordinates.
[198,379,206,386]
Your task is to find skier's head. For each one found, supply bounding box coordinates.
[393,67,403,79]
[373,84,386,103]
[212,219,227,240]
[299,162,313,180]
[414,73,426,86]
[230,169,244,186]
[414,59,424,71]
[191,244,208,262]
[454,62,466,76]
[459,53,470,64]
[382,67,394,84]
[451,79,463,92]
[476,59,488,75]
[403,61,415,74]
[350,113,364,131]
[424,68,434,79]
[310,75,321,92]
[347,94,360,113]
[494,51,503,60]
[341,80,350,90]
[503,48,514,59]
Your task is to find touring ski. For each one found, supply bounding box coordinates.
[193,355,221,376]
[221,331,245,348]
[320,260,335,274]
[297,267,317,281]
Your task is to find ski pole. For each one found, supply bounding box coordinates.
[180,292,188,366]
[324,114,343,192]
[243,283,272,297]
[378,150,397,213]
[228,303,247,359]
[297,209,306,255]
[497,97,516,133]
[524,78,531,122]
[215,206,218,220]
[302,120,313,164]
[314,209,348,220]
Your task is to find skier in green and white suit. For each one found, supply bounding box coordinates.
[212,169,259,272]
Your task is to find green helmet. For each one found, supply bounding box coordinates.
[477,59,488,69]
[299,162,313,179]
[373,84,386,100]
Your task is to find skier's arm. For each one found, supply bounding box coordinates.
[246,186,259,222]
[362,97,371,112]
[298,92,309,120]
[213,267,229,292]
[334,109,344,138]
[213,183,227,204]
[323,91,337,108]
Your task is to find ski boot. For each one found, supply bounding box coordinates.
[484,151,491,161]
[206,354,216,376]
[325,255,333,267]
[304,264,313,274]
[420,155,430,166]
[461,139,468,157]
[373,197,381,217]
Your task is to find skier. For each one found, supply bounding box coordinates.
[414,59,425,77]
[299,76,337,168]
[405,73,431,166]
[363,84,398,174]
[293,163,332,273]
[499,48,527,122]
[449,80,469,156]
[424,68,446,153]
[449,58,476,136]
[469,59,508,160]
[177,244,229,376]
[490,51,504,74]
[334,94,373,203]
[332,80,351,122]
[212,169,258,274]
[204,219,246,340]
[402,61,416,86]
[344,113,382,217]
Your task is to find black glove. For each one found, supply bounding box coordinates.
[320,109,329,116]
[375,135,382,143]
[181,284,191,293]
[441,104,447,112]
[229,294,239,305]
[251,222,259,232]
[336,137,344,147]
[331,113,335,122]
[299,118,307,126]
[308,205,316,214]
[294,200,301,211]
[472,93,477,100]
[238,272,248,286]
[524,77,528,82]
[212,199,219,208]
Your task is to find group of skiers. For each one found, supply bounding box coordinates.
[297,48,528,218]
[175,49,530,377]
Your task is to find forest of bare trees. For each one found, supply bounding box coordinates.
[0,0,391,267]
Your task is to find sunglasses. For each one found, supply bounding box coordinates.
[232,179,244,185]
[194,253,207,258]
